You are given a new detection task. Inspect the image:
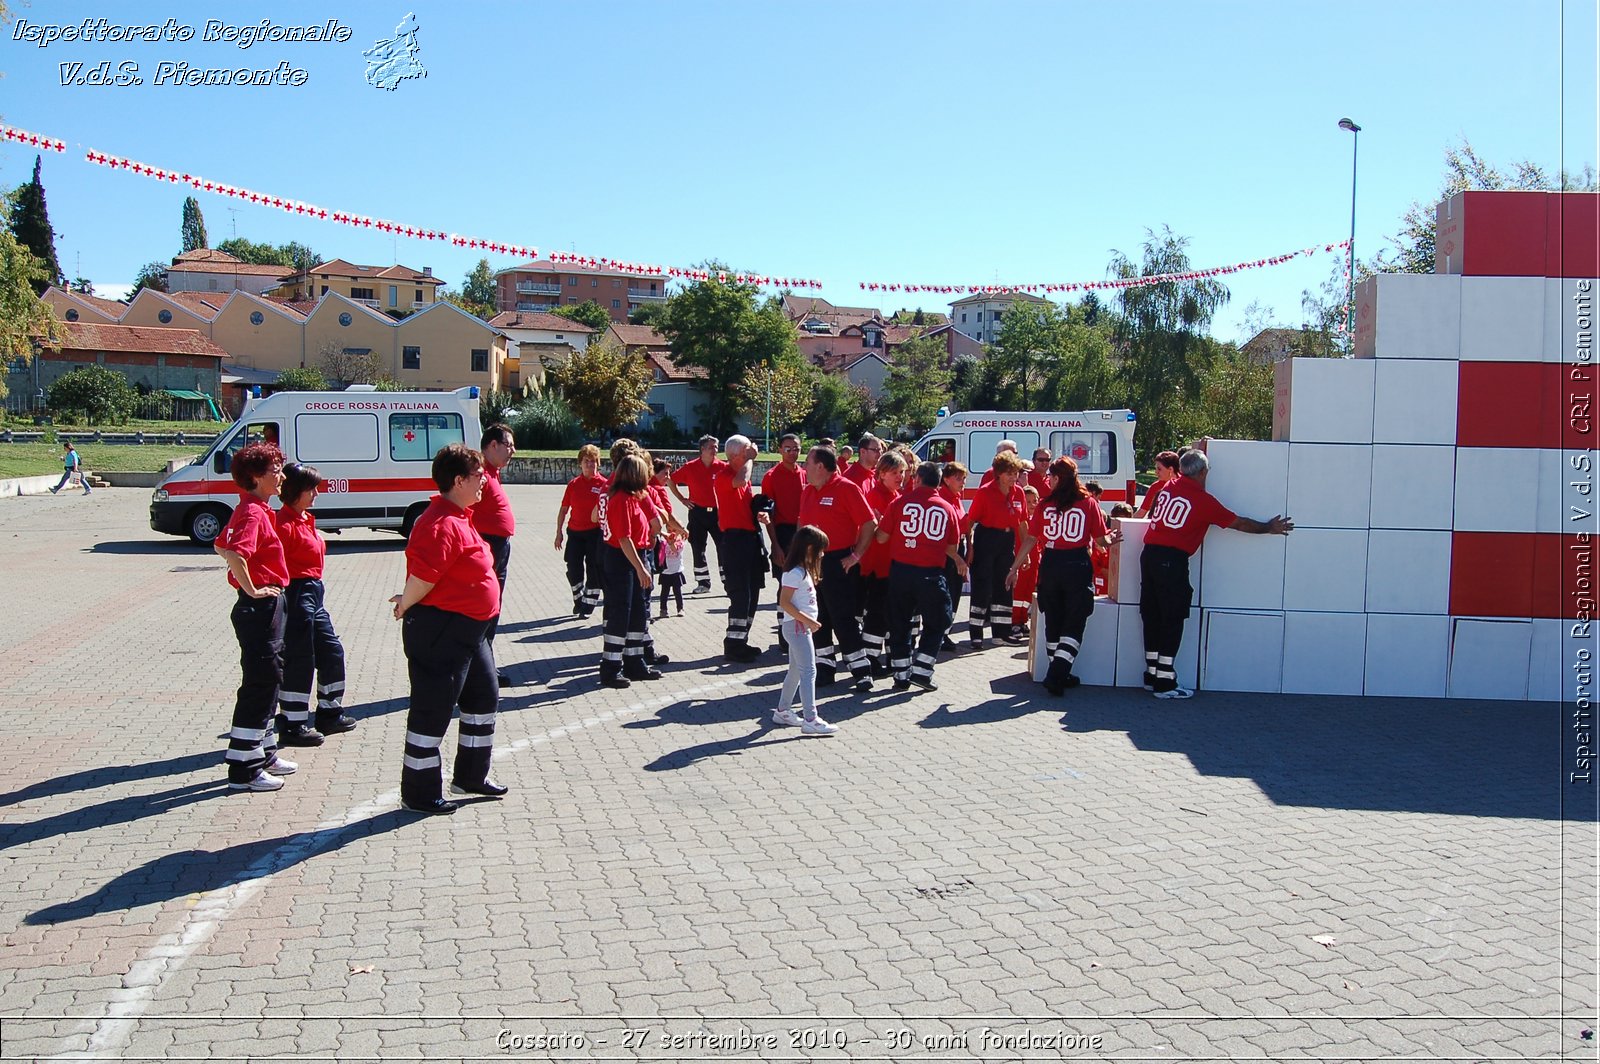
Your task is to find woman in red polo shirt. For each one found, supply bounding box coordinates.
[214,442,293,793]
[273,463,356,749]
[858,450,906,676]
[962,451,1027,647]
[555,444,607,618]
[598,453,663,689]
[390,444,506,816]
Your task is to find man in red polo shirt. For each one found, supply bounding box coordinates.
[670,435,726,593]
[876,461,967,691]
[1141,449,1293,699]
[797,444,878,689]
[761,433,804,571]
[842,434,883,490]
[472,423,517,685]
[714,435,767,661]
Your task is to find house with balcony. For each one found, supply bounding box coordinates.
[947,290,1051,344]
[495,260,671,323]
[487,311,596,393]
[266,259,443,318]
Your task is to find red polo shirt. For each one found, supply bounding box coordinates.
[842,462,873,490]
[880,485,961,568]
[714,468,756,532]
[275,507,325,580]
[671,458,726,508]
[859,479,900,578]
[471,463,515,538]
[405,495,501,621]
[1027,465,1050,497]
[1143,476,1237,556]
[797,472,874,554]
[1029,496,1108,551]
[602,490,657,550]
[963,481,1026,534]
[560,473,607,532]
[220,494,289,590]
[647,482,674,523]
[760,461,805,525]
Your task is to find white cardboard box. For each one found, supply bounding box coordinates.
[1447,617,1532,700]
[1286,444,1373,528]
[1200,439,1290,519]
[1453,447,1540,532]
[1353,273,1463,360]
[1459,276,1546,361]
[1281,611,1368,695]
[1364,614,1450,697]
[1369,444,1456,531]
[1114,602,1198,689]
[1527,618,1565,702]
[1543,278,1600,362]
[1272,358,1376,444]
[1106,518,1147,604]
[1372,360,1460,444]
[1196,530,1285,610]
[1282,528,1368,613]
[1536,449,1598,534]
[1199,609,1285,693]
[1364,529,1452,615]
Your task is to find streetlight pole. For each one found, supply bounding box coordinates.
[764,356,772,452]
[1338,117,1361,350]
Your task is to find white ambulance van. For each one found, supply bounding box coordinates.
[150,386,483,544]
[911,409,1139,507]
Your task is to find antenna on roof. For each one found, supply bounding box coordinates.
[226,206,239,238]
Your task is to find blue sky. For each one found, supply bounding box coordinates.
[1,0,1595,342]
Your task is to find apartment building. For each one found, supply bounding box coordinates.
[495,260,670,323]
[267,259,444,317]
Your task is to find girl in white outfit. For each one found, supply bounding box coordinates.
[772,525,836,736]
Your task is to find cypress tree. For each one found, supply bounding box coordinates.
[8,155,63,295]
[180,196,208,253]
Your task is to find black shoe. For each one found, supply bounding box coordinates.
[401,797,459,815]
[940,636,958,652]
[450,778,509,798]
[1063,674,1081,688]
[647,652,671,666]
[892,678,912,691]
[723,645,760,663]
[909,675,939,692]
[279,721,324,747]
[315,713,358,735]
[601,675,631,689]
[853,675,873,692]
[626,667,663,682]
[1044,682,1065,696]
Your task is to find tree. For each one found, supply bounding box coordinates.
[629,301,667,327]
[215,237,321,271]
[802,373,859,439]
[0,228,61,402]
[180,196,208,253]
[550,299,612,334]
[880,335,953,436]
[274,367,329,391]
[7,156,62,294]
[732,355,815,443]
[48,364,136,424]
[653,267,800,436]
[131,261,169,296]
[440,289,493,320]
[462,258,496,308]
[317,340,384,386]
[949,354,1005,414]
[544,337,654,435]
[1109,227,1229,466]
[69,276,94,294]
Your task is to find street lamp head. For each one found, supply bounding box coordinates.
[1338,117,1362,133]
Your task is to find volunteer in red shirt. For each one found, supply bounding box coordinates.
[977,440,1022,487]
[1027,447,1053,496]
[669,435,726,593]
[390,444,506,815]
[273,463,355,749]
[714,436,770,661]
[1136,450,1181,518]
[473,423,517,683]
[555,444,607,618]
[1141,449,1293,699]
[215,442,293,793]
[857,450,905,677]
[962,451,1028,647]
[795,444,880,688]
[842,434,883,490]
[648,458,688,541]
[761,433,805,573]
[938,461,970,652]
[1009,484,1043,634]
[875,461,967,691]
[596,453,663,689]
[1009,457,1118,696]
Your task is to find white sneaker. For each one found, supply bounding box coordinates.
[800,717,838,736]
[263,756,298,775]
[229,771,284,792]
[1153,687,1194,700]
[771,709,803,727]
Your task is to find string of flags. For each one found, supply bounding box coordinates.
[6,120,1343,298]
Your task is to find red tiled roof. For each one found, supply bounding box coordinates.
[261,296,315,320]
[608,323,671,348]
[306,259,443,285]
[167,292,227,318]
[64,289,130,320]
[489,311,597,333]
[53,323,228,359]
[645,350,708,381]
[166,259,296,277]
[173,248,244,264]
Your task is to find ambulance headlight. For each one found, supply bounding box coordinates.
[153,488,170,502]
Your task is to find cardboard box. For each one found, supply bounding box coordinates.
[1434,190,1548,276]
[1281,611,1367,695]
[1365,529,1452,614]
[1286,443,1372,528]
[1353,273,1463,360]
[1200,439,1289,519]
[1527,618,1565,703]
[1369,444,1455,531]
[1282,528,1368,613]
[1196,530,1285,610]
[1272,358,1375,443]
[1543,277,1600,361]
[1114,602,1198,689]
[1199,609,1284,693]
[1456,362,1563,449]
[1106,518,1147,604]
[1453,448,1539,532]
[1447,617,1532,700]
[1536,448,1595,533]
[1459,276,1546,361]
[1449,530,1581,620]
[1372,359,1459,445]
[1363,614,1450,697]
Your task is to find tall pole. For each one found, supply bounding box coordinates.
[1339,118,1361,350]
[764,356,772,451]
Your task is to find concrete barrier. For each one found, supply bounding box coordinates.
[100,472,164,488]
[0,475,67,498]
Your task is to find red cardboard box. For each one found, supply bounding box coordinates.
[1435,190,1600,277]
[1448,531,1586,618]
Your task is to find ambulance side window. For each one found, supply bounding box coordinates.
[920,437,957,464]
[214,421,282,475]
[969,430,1038,467]
[1049,431,1115,477]
[389,413,464,462]
[296,413,379,463]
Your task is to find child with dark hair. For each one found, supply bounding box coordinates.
[772,525,836,735]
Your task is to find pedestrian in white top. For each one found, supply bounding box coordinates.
[772,525,836,736]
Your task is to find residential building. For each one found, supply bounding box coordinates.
[267,259,443,316]
[487,311,596,393]
[781,294,882,333]
[494,260,671,323]
[42,287,126,325]
[1240,326,1338,365]
[164,248,295,296]
[919,321,986,361]
[947,290,1052,344]
[605,324,711,436]
[5,322,225,413]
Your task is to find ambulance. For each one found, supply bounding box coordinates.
[150,386,483,544]
[911,409,1139,507]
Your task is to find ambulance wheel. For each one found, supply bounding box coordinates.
[188,504,228,546]
[400,502,427,541]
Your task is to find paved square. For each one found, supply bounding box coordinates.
[0,486,1593,1061]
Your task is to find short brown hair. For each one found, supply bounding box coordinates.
[991,451,1025,476]
[611,453,650,495]
[279,462,325,503]
[578,443,601,463]
[232,443,285,491]
[941,461,968,481]
[431,443,483,493]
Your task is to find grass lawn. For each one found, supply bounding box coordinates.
[0,444,202,478]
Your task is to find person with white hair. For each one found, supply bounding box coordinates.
[1141,449,1293,699]
[714,435,768,661]
[978,439,1026,487]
